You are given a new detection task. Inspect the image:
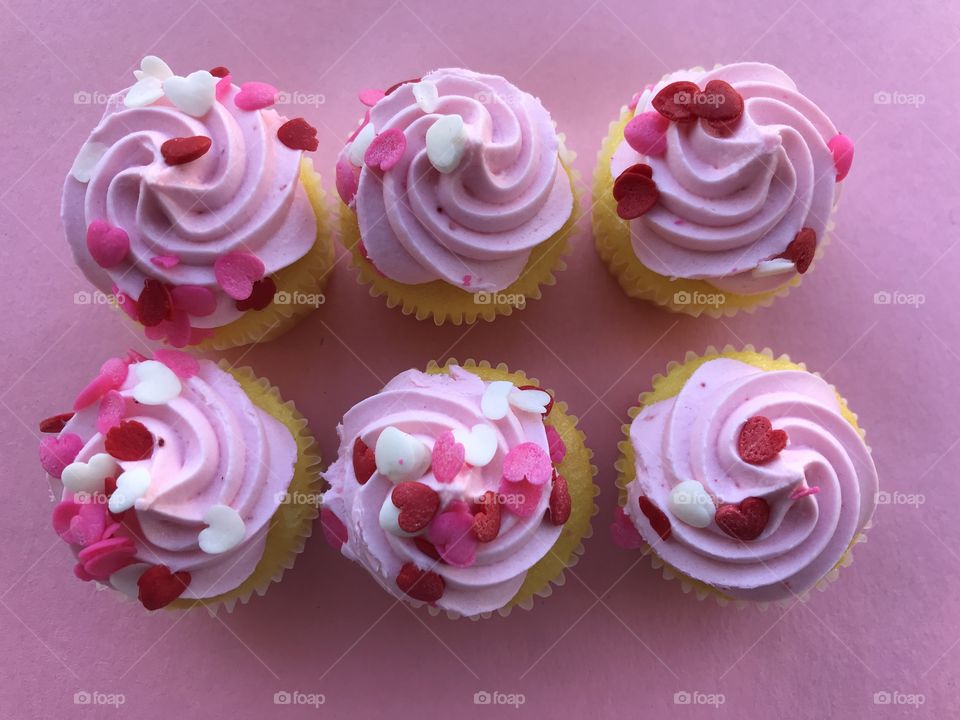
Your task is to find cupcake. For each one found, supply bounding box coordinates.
[611,347,878,605]
[335,68,577,325]
[321,360,596,617]
[37,351,320,611]
[593,63,855,316]
[63,56,333,349]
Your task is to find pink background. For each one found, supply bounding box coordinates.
[1,0,957,717]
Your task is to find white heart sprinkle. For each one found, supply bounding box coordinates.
[109,467,151,513]
[452,424,497,468]
[198,504,246,554]
[375,426,431,483]
[162,71,218,117]
[668,480,715,528]
[137,55,173,81]
[378,495,416,537]
[413,79,439,113]
[481,381,514,420]
[425,114,468,173]
[124,76,164,108]
[752,258,796,278]
[509,387,551,414]
[69,141,108,182]
[348,122,376,166]
[61,453,116,494]
[132,360,182,405]
[109,563,151,599]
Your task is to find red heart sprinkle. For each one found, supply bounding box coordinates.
[548,472,572,525]
[277,118,319,152]
[385,77,421,95]
[652,81,700,122]
[693,79,743,123]
[414,537,442,561]
[396,562,444,603]
[471,490,502,542]
[137,279,173,327]
[516,384,554,416]
[616,163,654,181]
[209,66,230,78]
[715,497,770,541]
[614,170,659,220]
[779,227,817,274]
[104,420,154,461]
[39,412,74,433]
[638,495,671,541]
[352,437,376,484]
[161,136,212,166]
[391,482,440,533]
[235,276,277,311]
[737,415,788,464]
[137,564,191,610]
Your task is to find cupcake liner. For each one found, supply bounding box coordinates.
[340,138,580,326]
[615,345,871,609]
[197,159,335,350]
[165,361,323,613]
[422,358,599,619]
[592,88,833,318]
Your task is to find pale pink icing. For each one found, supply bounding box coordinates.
[625,358,878,602]
[54,358,297,599]
[339,68,573,292]
[611,63,841,294]
[323,367,562,616]
[62,82,316,333]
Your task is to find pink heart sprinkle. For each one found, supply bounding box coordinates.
[76,536,136,581]
[320,508,348,551]
[74,357,128,410]
[96,390,125,434]
[335,155,360,204]
[501,442,552,486]
[624,111,670,157]
[86,220,130,269]
[170,284,217,316]
[150,254,180,269]
[214,252,265,300]
[215,75,232,102]
[235,81,278,111]
[828,133,854,182]
[497,476,543,518]
[789,485,821,501]
[53,500,107,547]
[155,349,200,379]
[431,431,465,484]
[358,88,385,107]
[426,507,477,567]
[364,128,406,171]
[39,433,83,478]
[610,506,644,550]
[545,426,567,465]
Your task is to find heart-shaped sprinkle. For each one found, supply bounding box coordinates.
[162,71,218,117]
[396,562,444,603]
[161,136,212,166]
[39,434,83,479]
[198,504,246,554]
[715,497,770,541]
[481,380,514,420]
[516,384,554,416]
[391,482,440,533]
[132,360,182,405]
[624,111,670,157]
[61,453,116,494]
[235,276,276,311]
[548,473,572,525]
[170,285,217,316]
[209,66,230,78]
[320,507,348,551]
[137,564,191,610]
[52,500,106,547]
[502,442,553,486]
[427,506,477,567]
[545,425,566,464]
[779,227,817,274]
[76,536,137,581]
[695,79,743,122]
[348,122,376,166]
[154,349,200,379]
[335,155,360,204]
[426,114,468,173]
[86,220,130,268]
[375,427,431,483]
[214,252,265,300]
[508,386,552,415]
[412,79,439,113]
[109,468,151,513]
[125,56,172,108]
[74,357,128,410]
[277,118,319,151]
[452,424,498,467]
[96,390,125,434]
[667,480,714,528]
[364,128,407,171]
[610,506,644,549]
[39,412,74,434]
[215,75,232,101]
[431,431,464,483]
[104,420,154,461]
[614,167,659,220]
[379,494,413,537]
[497,476,543,518]
[471,490,501,542]
[358,88,385,107]
[789,485,820,501]
[109,563,151,599]
[150,255,180,269]
[652,81,700,122]
[737,415,788,464]
[828,133,854,181]
[234,81,277,111]
[137,279,173,327]
[413,537,441,560]
[752,258,797,278]
[69,141,107,182]
[352,437,377,484]
[638,496,672,541]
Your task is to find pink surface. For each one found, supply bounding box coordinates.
[0,0,957,718]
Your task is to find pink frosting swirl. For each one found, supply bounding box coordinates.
[625,358,878,602]
[323,367,562,616]
[53,358,297,599]
[62,80,316,333]
[612,63,842,294]
[339,68,573,292]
